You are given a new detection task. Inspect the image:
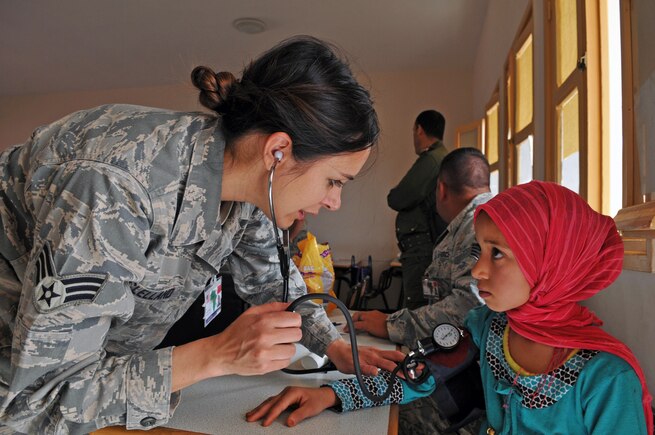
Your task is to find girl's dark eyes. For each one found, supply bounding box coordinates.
[491,247,504,259]
[329,179,344,188]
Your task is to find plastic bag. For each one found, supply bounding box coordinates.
[292,232,337,314]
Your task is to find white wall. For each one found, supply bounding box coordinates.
[0,84,201,148]
[585,271,655,393]
[472,0,655,395]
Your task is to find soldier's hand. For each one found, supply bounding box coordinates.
[206,302,302,377]
[345,310,390,339]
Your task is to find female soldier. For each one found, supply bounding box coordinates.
[0,36,404,433]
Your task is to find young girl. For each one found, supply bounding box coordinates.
[247,180,653,434]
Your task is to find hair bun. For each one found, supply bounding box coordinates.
[191,66,237,114]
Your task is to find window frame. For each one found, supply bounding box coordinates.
[544,0,603,209]
[504,8,535,188]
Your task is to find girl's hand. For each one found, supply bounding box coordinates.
[246,386,338,427]
[326,339,405,376]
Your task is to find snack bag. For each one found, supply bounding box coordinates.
[292,232,337,314]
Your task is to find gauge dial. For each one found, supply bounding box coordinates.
[432,323,462,350]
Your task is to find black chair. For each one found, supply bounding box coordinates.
[345,275,370,310]
[333,255,359,300]
[359,267,395,312]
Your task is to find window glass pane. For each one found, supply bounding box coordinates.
[557,88,580,193]
[556,0,578,86]
[486,102,499,165]
[490,169,500,196]
[515,35,533,132]
[607,0,623,216]
[516,135,533,184]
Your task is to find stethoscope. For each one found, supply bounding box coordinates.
[267,152,432,403]
[267,151,290,302]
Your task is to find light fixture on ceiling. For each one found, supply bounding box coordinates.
[232,18,267,34]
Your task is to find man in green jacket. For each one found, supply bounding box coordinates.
[388,110,448,309]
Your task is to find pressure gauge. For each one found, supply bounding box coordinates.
[432,323,463,350]
[415,322,464,356]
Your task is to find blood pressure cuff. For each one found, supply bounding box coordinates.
[424,331,486,432]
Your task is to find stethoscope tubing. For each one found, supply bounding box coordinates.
[268,159,290,302]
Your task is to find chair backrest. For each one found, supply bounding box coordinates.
[377,268,393,292]
[358,267,395,311]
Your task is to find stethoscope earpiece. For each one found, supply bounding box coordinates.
[274,150,283,162]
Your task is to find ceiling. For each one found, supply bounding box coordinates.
[0,0,488,97]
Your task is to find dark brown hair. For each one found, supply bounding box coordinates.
[191,36,380,161]
[415,110,446,140]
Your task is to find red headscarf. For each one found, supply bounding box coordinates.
[475,180,652,433]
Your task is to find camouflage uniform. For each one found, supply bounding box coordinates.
[387,192,493,435]
[0,105,339,434]
[387,141,448,310]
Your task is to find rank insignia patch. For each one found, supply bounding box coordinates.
[33,243,107,312]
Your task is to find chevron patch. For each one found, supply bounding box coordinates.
[33,243,107,312]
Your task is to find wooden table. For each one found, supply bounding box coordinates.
[93,311,398,435]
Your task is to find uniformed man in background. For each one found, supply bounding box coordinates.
[388,110,449,309]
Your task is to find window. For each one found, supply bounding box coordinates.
[516,136,534,185]
[505,11,534,187]
[557,88,580,192]
[545,0,591,201]
[481,0,652,272]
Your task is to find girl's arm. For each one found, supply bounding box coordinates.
[328,370,435,412]
[246,371,436,427]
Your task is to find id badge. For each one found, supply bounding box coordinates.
[423,276,447,301]
[422,275,435,299]
[203,275,222,327]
